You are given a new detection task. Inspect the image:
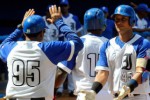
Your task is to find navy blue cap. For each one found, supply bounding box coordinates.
[100,6,109,13]
[136,3,150,12]
[60,0,69,5]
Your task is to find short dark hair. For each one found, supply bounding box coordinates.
[24,30,43,38]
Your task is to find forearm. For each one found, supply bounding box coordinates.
[1,29,23,46]
[127,67,144,92]
[54,18,83,54]
[95,70,109,85]
[92,70,109,93]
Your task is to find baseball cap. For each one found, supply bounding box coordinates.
[136,3,150,12]
[100,6,109,13]
[60,0,69,5]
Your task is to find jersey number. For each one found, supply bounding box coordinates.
[12,59,40,87]
[121,53,133,82]
[87,53,99,77]
[122,53,132,70]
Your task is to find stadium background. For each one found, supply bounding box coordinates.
[0,0,149,36]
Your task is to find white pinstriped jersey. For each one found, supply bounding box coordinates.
[58,33,109,94]
[96,34,150,94]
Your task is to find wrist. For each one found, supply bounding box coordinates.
[91,82,103,94]
[127,79,138,92]
[54,18,64,28]
[17,24,23,30]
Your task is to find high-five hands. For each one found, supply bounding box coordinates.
[47,5,62,23]
[22,9,35,26]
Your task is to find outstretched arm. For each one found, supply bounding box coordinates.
[47,5,83,58]
[0,9,35,46]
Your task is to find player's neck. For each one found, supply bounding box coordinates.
[62,12,69,16]
[119,31,134,42]
[25,37,42,42]
[88,30,103,36]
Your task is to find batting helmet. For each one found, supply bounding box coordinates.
[84,8,106,31]
[113,5,136,26]
[23,15,47,34]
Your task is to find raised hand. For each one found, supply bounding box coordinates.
[47,5,62,23]
[21,9,35,26]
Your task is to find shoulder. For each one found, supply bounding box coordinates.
[70,13,79,20]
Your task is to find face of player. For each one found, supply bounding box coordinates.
[114,14,132,35]
[60,4,69,14]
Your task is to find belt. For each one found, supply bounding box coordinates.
[114,93,140,98]
[9,97,45,100]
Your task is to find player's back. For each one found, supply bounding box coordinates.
[6,41,57,98]
[72,33,108,92]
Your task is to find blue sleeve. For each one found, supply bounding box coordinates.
[39,41,71,65]
[72,15,82,30]
[54,18,83,55]
[0,42,17,62]
[0,29,23,47]
[0,35,9,41]
[0,29,23,62]
[136,38,150,58]
[96,41,109,68]
[61,54,77,70]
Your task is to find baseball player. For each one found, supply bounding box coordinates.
[56,8,113,100]
[43,5,62,42]
[77,5,150,100]
[56,0,83,96]
[0,5,83,100]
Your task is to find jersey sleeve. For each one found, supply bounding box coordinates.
[57,54,77,74]
[0,29,23,62]
[95,41,110,72]
[54,18,83,54]
[39,41,74,65]
[136,39,150,68]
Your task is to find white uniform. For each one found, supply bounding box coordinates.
[43,16,60,41]
[62,13,83,33]
[57,13,83,93]
[96,34,150,100]
[58,33,113,100]
[0,19,83,100]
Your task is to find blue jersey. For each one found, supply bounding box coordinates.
[0,19,83,99]
[96,34,150,94]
